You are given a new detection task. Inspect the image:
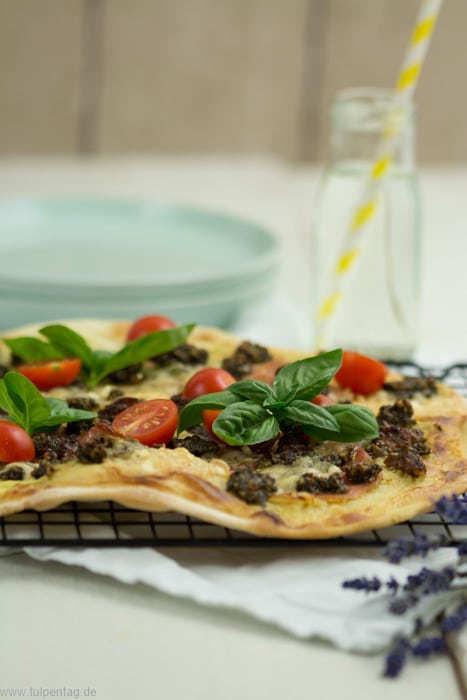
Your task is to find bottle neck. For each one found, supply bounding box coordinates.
[328,88,417,174]
[329,125,416,172]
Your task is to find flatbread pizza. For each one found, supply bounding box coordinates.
[0,317,466,539]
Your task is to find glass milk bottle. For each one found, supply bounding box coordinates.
[312,88,421,360]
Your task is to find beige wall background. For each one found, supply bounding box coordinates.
[0,0,465,163]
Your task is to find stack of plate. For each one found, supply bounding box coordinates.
[0,198,280,330]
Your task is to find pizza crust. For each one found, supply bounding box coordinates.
[0,419,466,538]
[1,319,466,539]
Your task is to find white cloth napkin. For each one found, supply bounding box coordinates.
[24,544,460,653]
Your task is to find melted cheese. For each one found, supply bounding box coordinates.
[262,457,342,493]
[0,461,35,479]
[47,364,196,405]
[209,446,344,495]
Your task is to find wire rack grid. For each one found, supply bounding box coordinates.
[1,362,466,548]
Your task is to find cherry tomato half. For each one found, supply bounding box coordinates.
[182,367,235,399]
[0,421,35,462]
[311,393,336,407]
[17,358,82,391]
[335,351,387,396]
[126,315,177,342]
[112,399,178,446]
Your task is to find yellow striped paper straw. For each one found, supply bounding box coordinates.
[316,0,443,347]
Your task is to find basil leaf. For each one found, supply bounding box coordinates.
[3,336,64,363]
[276,383,300,405]
[38,397,96,430]
[91,350,115,381]
[91,324,194,386]
[327,404,379,439]
[93,350,114,360]
[228,380,276,405]
[263,384,300,412]
[40,325,97,373]
[212,401,280,446]
[0,378,26,428]
[0,372,96,434]
[302,404,379,442]
[282,400,340,432]
[177,389,239,434]
[39,323,194,388]
[273,350,343,401]
[4,371,51,433]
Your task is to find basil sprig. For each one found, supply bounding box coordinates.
[178,349,379,446]
[0,371,96,435]
[4,323,194,388]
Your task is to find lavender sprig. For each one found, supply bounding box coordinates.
[343,566,456,607]
[342,494,467,680]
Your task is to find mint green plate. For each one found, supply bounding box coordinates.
[0,198,280,329]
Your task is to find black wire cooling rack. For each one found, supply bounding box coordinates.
[1,362,466,549]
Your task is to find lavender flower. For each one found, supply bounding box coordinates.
[382,530,447,564]
[388,594,419,616]
[440,601,467,633]
[387,567,456,615]
[383,638,411,678]
[403,566,456,596]
[342,576,381,592]
[411,636,446,657]
[436,494,467,524]
[387,576,399,594]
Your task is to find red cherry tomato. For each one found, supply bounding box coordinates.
[335,351,387,396]
[182,368,235,399]
[0,421,35,462]
[311,393,336,407]
[112,399,178,446]
[202,409,222,440]
[17,358,82,391]
[126,315,177,342]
